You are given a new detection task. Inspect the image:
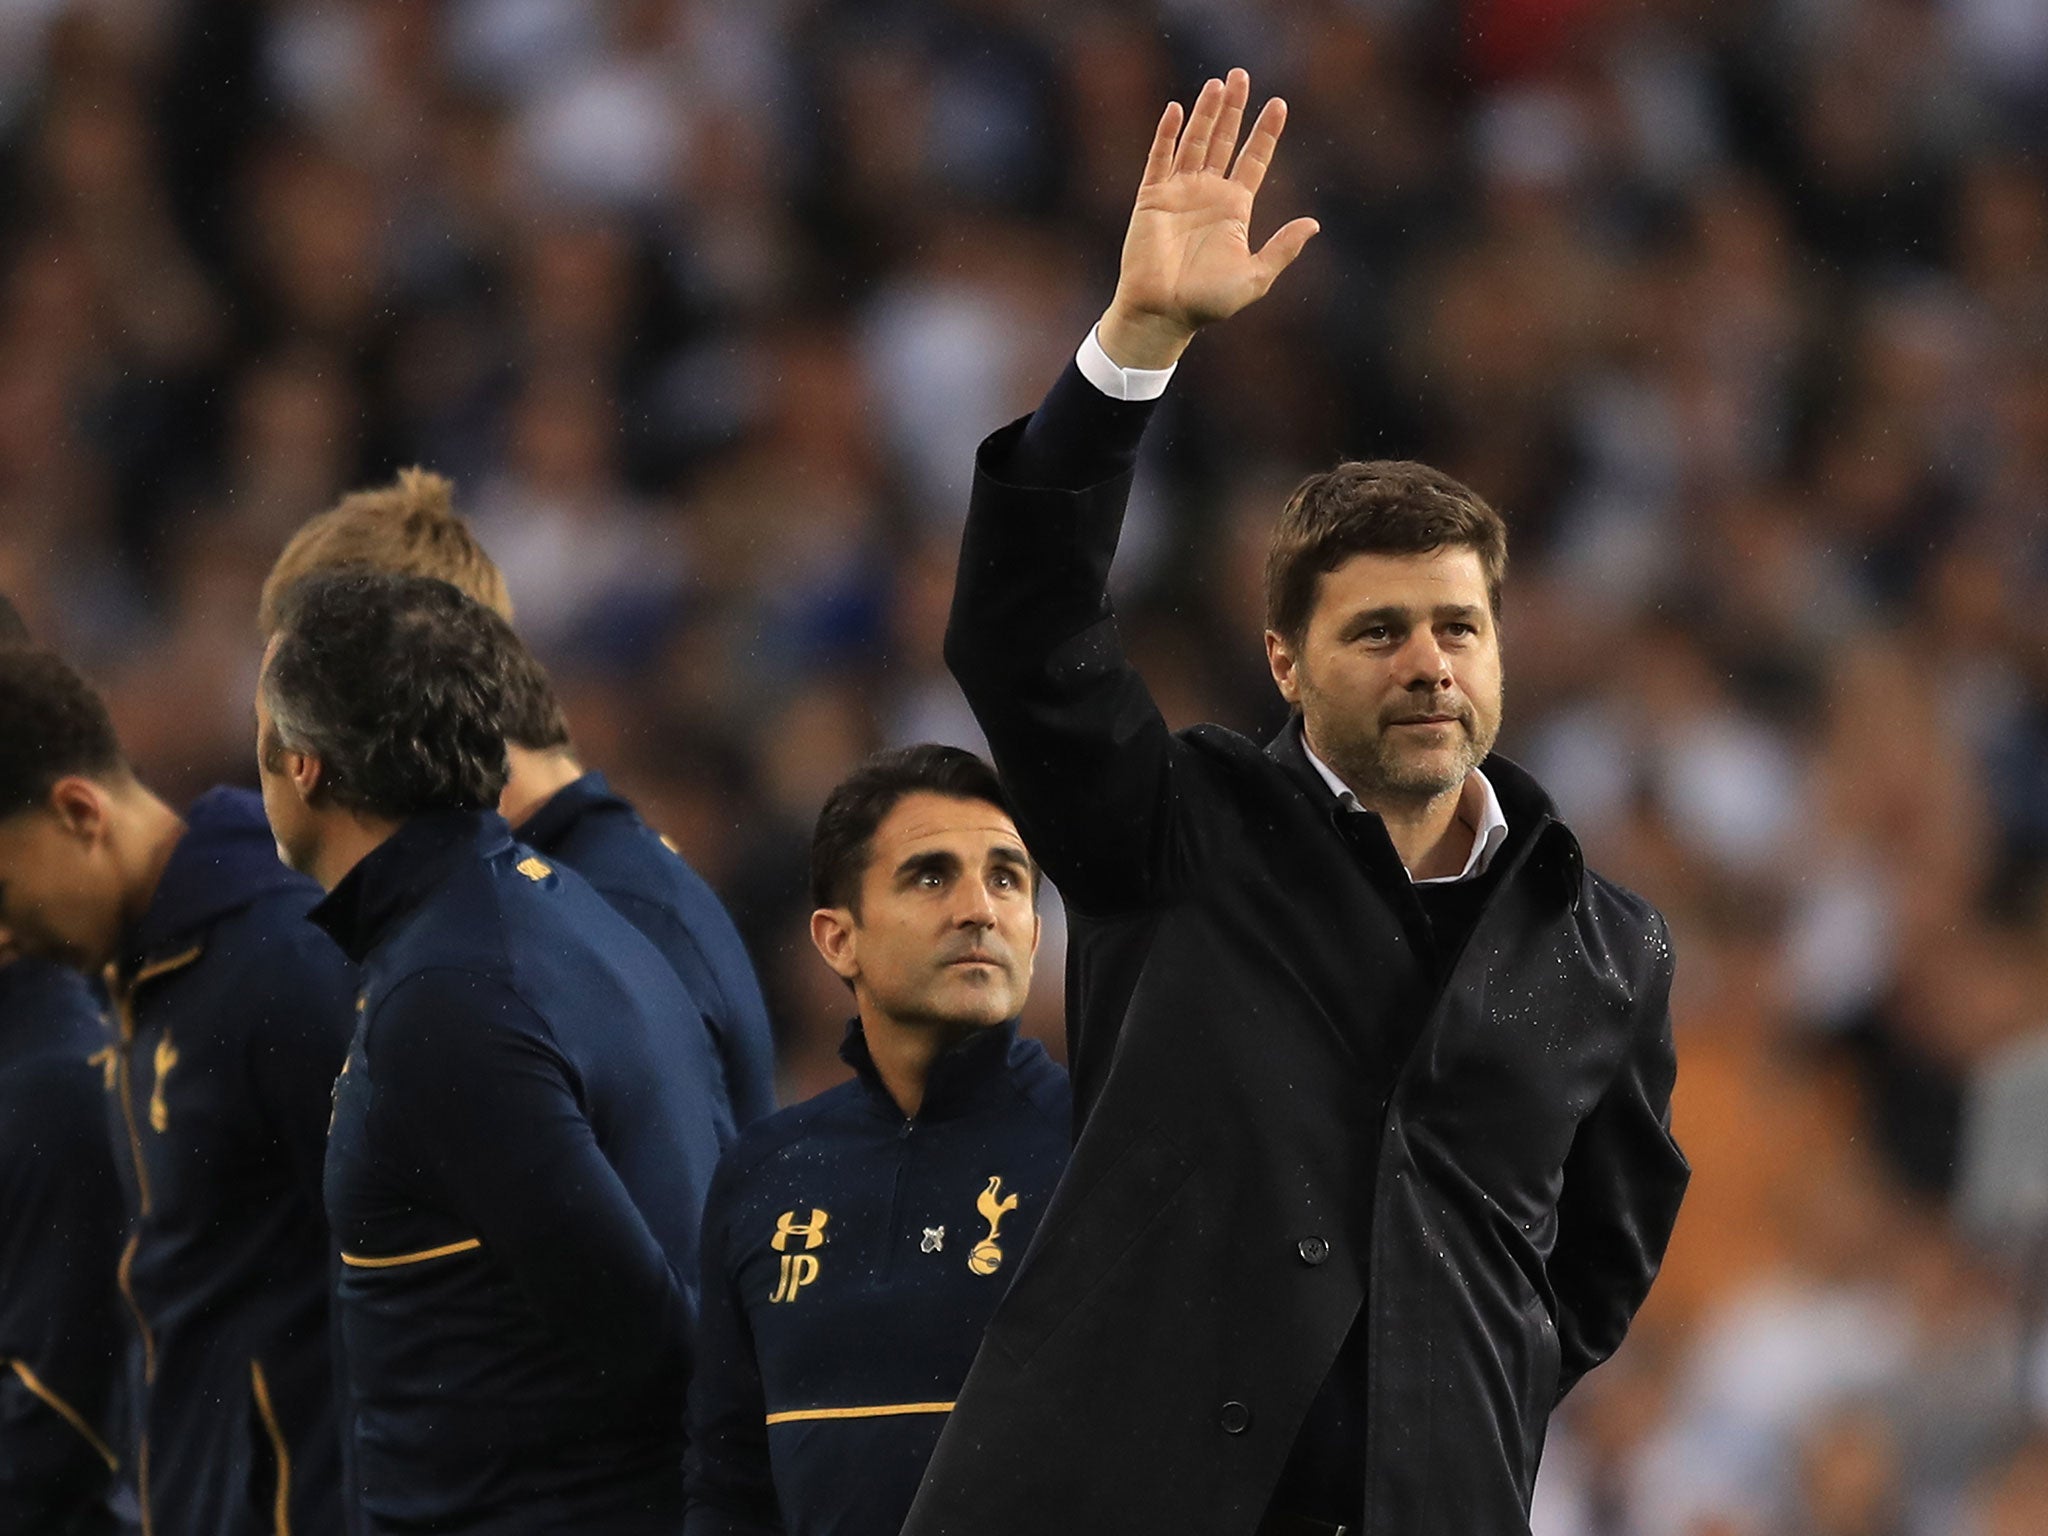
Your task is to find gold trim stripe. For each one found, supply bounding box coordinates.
[339,1238,482,1269]
[7,1359,119,1471]
[250,1359,292,1536]
[118,1233,156,1384]
[765,1400,956,1426]
[109,945,202,1218]
[131,946,204,989]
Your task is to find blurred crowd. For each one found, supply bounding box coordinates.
[0,1,2044,1532]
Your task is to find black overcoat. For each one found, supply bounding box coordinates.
[901,419,1690,1536]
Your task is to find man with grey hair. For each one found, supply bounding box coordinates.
[258,570,729,1533]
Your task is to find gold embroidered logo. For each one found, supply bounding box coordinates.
[770,1208,828,1303]
[149,1032,178,1133]
[969,1177,1020,1276]
[89,1045,118,1093]
[516,856,553,882]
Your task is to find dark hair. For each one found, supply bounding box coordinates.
[501,641,572,753]
[262,571,515,818]
[0,648,127,819]
[1265,460,1508,642]
[810,744,1030,912]
[0,592,28,647]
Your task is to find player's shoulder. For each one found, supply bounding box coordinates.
[714,1079,871,1192]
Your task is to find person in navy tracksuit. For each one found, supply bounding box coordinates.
[0,650,356,1536]
[686,745,1070,1536]
[512,766,776,1126]
[258,569,730,1534]
[261,468,778,1127]
[0,957,127,1535]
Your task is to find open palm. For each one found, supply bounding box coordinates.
[1104,70,1319,364]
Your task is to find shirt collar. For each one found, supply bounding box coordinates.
[1302,741,1509,885]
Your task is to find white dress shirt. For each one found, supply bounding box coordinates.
[1075,325,1179,401]
[1304,742,1509,885]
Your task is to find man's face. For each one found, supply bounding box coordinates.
[1266,545,1503,805]
[0,788,128,973]
[815,791,1040,1032]
[252,680,318,877]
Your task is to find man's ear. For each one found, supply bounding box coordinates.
[810,907,861,983]
[47,777,110,844]
[285,747,323,806]
[1265,629,1303,707]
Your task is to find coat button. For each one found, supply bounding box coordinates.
[1219,1401,1252,1435]
[1297,1235,1331,1266]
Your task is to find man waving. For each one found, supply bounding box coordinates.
[904,70,1688,1536]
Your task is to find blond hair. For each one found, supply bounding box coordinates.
[259,468,514,637]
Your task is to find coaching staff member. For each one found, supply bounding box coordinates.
[686,745,1068,1536]
[905,70,1689,1536]
[0,645,355,1536]
[258,571,729,1533]
[0,592,127,1534]
[260,470,776,1126]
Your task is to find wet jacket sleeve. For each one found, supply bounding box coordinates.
[684,1158,783,1536]
[941,362,1190,918]
[1548,924,1689,1400]
[0,1060,125,1528]
[371,969,691,1392]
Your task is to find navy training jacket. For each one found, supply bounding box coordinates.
[516,771,776,1127]
[0,959,126,1534]
[105,787,356,1536]
[686,1021,1069,1536]
[316,809,731,1534]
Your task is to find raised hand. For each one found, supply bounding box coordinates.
[1097,69,1320,371]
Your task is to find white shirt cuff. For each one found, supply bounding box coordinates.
[1075,325,1178,402]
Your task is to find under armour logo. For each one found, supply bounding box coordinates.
[772,1209,828,1252]
[921,1227,945,1253]
[770,1208,828,1303]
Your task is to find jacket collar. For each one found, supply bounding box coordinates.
[513,771,622,851]
[1264,717,1584,904]
[309,808,513,964]
[121,787,305,977]
[839,1016,1024,1123]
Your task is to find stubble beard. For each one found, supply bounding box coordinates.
[1311,692,1503,811]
